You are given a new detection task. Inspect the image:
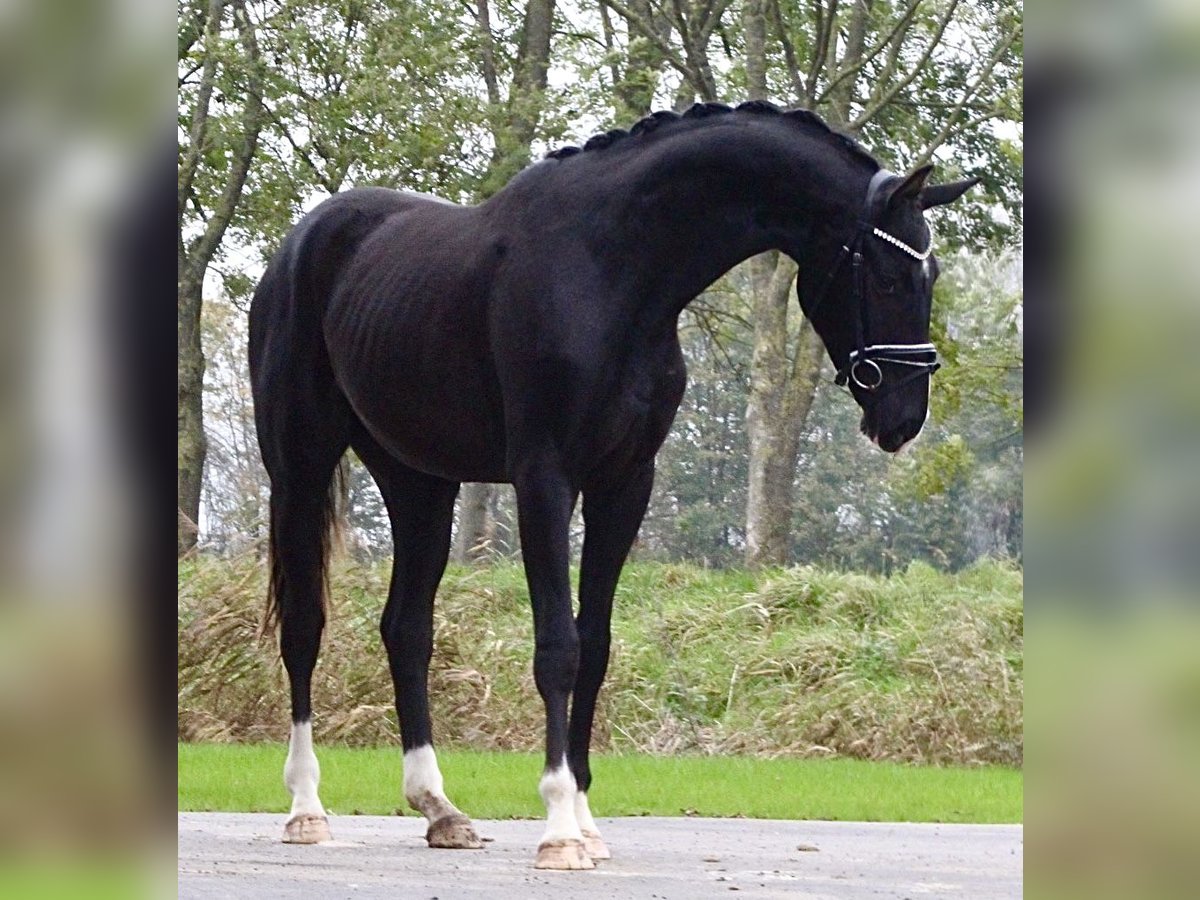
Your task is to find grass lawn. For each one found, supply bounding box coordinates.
[179,743,1021,824]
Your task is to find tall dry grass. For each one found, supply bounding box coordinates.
[178,556,1022,765]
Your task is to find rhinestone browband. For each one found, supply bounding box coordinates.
[872,227,932,261]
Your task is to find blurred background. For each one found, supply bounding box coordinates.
[0,0,1194,896]
[1025,0,1200,897]
[1,1,174,897]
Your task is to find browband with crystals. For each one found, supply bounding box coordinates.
[872,226,932,261]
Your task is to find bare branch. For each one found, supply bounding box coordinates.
[670,0,719,98]
[805,0,839,104]
[182,0,267,286]
[911,23,1021,166]
[476,0,502,108]
[598,0,622,89]
[260,100,346,195]
[178,0,227,236]
[817,0,922,104]
[178,57,205,89]
[850,0,963,130]
[767,0,806,103]
[699,0,736,44]
[604,0,706,95]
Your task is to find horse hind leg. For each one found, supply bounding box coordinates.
[355,443,481,850]
[263,422,349,844]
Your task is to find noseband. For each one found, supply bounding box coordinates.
[807,169,941,395]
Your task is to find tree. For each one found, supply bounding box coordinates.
[738,0,1021,565]
[180,0,1023,576]
[178,0,265,555]
[568,0,1021,567]
[181,0,491,554]
[456,0,560,563]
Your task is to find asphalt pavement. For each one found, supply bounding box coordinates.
[178,813,1022,899]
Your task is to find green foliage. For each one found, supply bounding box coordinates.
[179,0,489,306]
[179,556,1022,766]
[183,0,1024,575]
[898,434,976,499]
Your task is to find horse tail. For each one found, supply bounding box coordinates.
[249,193,389,636]
[260,460,347,638]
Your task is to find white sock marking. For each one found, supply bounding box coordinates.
[575,791,600,836]
[403,745,462,823]
[539,759,582,845]
[283,721,325,818]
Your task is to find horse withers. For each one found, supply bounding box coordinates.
[248,100,976,869]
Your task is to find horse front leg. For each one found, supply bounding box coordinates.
[513,462,593,870]
[569,462,655,861]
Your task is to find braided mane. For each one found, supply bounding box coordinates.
[544,100,879,171]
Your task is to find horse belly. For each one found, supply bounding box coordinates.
[326,303,507,482]
[350,371,507,482]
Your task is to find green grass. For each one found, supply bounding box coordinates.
[179,743,1021,824]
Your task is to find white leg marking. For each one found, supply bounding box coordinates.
[404,745,460,822]
[284,721,325,818]
[539,759,583,845]
[576,791,611,859]
[404,745,481,849]
[575,791,599,836]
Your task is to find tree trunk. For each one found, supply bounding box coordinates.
[176,0,264,554]
[177,272,207,554]
[743,0,767,98]
[742,0,881,567]
[826,0,874,125]
[453,482,492,563]
[481,0,556,197]
[745,258,792,565]
[742,0,800,567]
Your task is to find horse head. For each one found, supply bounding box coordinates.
[798,165,978,452]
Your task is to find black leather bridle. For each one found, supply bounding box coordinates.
[806,169,941,396]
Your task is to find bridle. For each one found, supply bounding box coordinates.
[806,169,941,395]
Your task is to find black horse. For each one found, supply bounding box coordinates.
[249,100,975,869]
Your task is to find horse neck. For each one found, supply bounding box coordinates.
[598,118,874,312]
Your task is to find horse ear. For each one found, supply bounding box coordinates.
[919,176,981,210]
[887,164,936,206]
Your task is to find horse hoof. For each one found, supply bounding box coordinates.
[426,814,483,849]
[582,830,611,860]
[283,814,331,844]
[535,839,595,870]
